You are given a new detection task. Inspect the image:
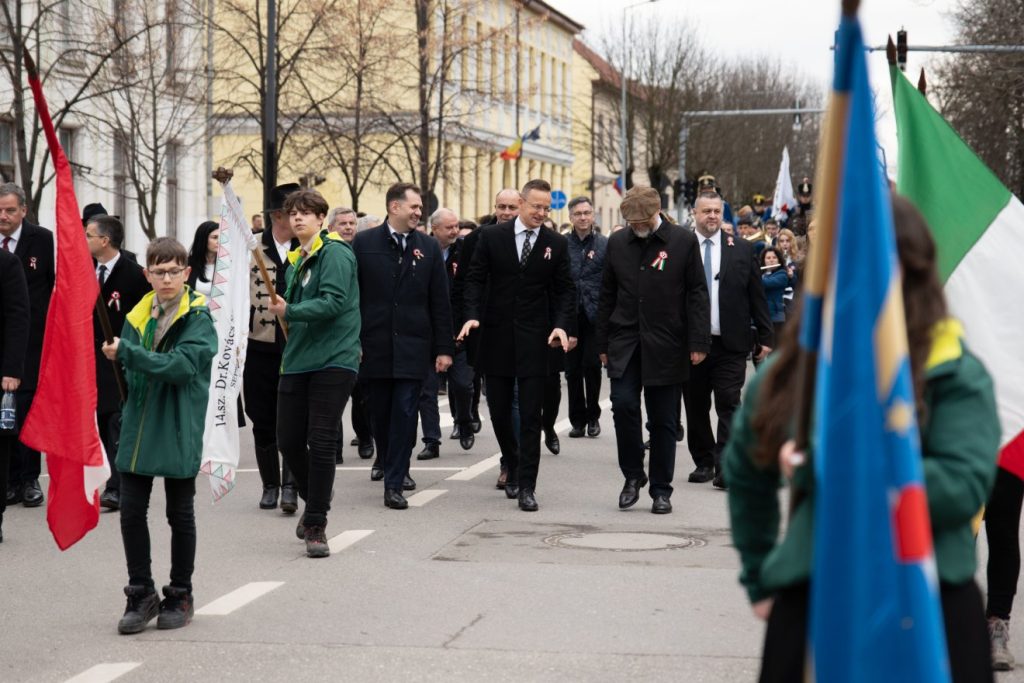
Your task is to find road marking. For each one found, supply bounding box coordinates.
[447,453,500,481]
[65,663,141,683]
[234,466,464,473]
[196,581,284,616]
[328,529,375,554]
[406,489,448,507]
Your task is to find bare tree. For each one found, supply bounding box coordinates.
[933,0,1024,197]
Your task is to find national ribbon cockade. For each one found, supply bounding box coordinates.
[650,251,668,271]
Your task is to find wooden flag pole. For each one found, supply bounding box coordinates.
[95,295,127,403]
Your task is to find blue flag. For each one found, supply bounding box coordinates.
[804,13,950,682]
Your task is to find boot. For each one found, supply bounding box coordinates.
[117,585,159,634]
[253,442,282,509]
[280,460,298,514]
[157,585,194,630]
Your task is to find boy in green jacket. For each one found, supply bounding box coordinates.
[101,237,217,634]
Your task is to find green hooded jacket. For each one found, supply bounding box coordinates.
[115,287,217,479]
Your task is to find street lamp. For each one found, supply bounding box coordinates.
[620,0,657,197]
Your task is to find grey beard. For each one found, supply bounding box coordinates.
[631,227,651,239]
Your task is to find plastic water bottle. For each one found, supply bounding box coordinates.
[0,391,15,431]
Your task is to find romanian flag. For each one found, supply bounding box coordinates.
[800,8,949,681]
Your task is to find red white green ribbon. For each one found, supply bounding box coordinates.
[650,251,668,271]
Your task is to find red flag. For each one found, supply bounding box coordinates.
[19,54,108,550]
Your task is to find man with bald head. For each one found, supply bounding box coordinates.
[493,188,521,223]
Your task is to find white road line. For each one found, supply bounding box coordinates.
[406,489,448,507]
[447,453,500,481]
[65,663,141,683]
[328,529,375,554]
[234,466,464,473]
[196,581,284,616]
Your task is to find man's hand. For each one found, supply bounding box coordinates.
[102,337,120,360]
[435,354,453,373]
[751,598,774,621]
[599,353,608,367]
[268,297,287,317]
[1,377,20,392]
[567,336,578,352]
[458,320,479,342]
[690,351,707,365]
[779,439,805,480]
[755,345,772,361]
[547,328,569,352]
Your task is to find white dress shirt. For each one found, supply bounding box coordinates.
[96,251,121,284]
[2,224,23,253]
[273,236,291,263]
[386,223,409,251]
[514,217,539,259]
[700,229,722,336]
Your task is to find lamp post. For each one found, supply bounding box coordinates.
[620,0,657,196]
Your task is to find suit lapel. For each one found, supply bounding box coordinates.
[718,232,734,281]
[398,230,416,283]
[523,227,547,271]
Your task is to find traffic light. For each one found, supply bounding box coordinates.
[684,180,697,206]
[672,178,683,202]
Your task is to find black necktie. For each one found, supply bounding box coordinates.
[520,231,533,268]
[98,264,108,288]
[394,233,406,252]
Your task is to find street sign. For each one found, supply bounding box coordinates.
[550,190,567,210]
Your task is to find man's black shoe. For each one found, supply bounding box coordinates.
[505,482,520,499]
[403,475,416,491]
[416,443,440,461]
[688,466,715,483]
[370,460,384,481]
[471,418,482,434]
[643,440,650,451]
[304,526,330,558]
[518,489,538,512]
[496,467,508,490]
[100,488,121,511]
[568,426,585,438]
[335,450,344,464]
[357,439,374,459]
[449,425,461,439]
[676,422,684,443]
[651,495,673,514]
[459,432,475,451]
[350,437,360,446]
[156,585,194,630]
[118,585,160,635]
[587,420,601,437]
[22,479,44,507]
[712,471,727,490]
[280,485,298,513]
[384,489,408,509]
[6,484,21,505]
[544,430,560,455]
[618,475,649,509]
[259,486,279,510]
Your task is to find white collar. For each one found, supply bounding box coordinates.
[98,251,121,270]
[4,224,23,243]
[699,228,722,246]
[514,217,538,235]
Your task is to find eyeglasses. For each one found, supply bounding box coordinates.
[85,231,103,240]
[526,203,551,214]
[149,267,187,280]
[570,210,593,217]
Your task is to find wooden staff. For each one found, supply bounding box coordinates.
[95,293,127,403]
[211,167,288,339]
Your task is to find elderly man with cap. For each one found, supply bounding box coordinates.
[243,183,300,512]
[596,186,710,514]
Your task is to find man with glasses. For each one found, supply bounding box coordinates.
[596,186,710,515]
[459,179,575,512]
[87,215,150,510]
[564,196,607,440]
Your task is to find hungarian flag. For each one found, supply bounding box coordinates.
[891,64,1024,478]
[771,146,796,221]
[19,55,109,550]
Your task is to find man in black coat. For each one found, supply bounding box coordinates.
[87,215,151,510]
[596,187,710,515]
[683,191,772,489]
[459,179,575,512]
[244,183,301,512]
[353,183,453,510]
[0,247,30,541]
[0,183,54,508]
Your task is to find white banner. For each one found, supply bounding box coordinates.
[772,146,796,222]
[199,181,258,501]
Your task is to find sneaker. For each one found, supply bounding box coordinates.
[157,585,194,630]
[304,525,330,558]
[117,585,159,634]
[990,617,1015,671]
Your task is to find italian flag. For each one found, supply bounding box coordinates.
[891,65,1024,477]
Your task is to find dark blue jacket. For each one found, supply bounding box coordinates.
[352,224,454,380]
[761,268,789,323]
[567,229,607,323]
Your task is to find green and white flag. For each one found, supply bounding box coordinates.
[891,64,1024,476]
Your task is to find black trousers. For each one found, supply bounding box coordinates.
[8,387,39,485]
[759,581,993,683]
[986,466,1024,620]
[542,372,561,433]
[350,381,372,442]
[119,472,197,592]
[98,411,122,492]
[683,336,747,471]
[417,370,443,446]
[447,349,474,431]
[365,378,422,491]
[471,374,482,420]
[0,433,12,516]
[609,347,680,499]
[488,374,544,490]
[245,348,293,489]
[565,312,602,428]
[277,369,356,527]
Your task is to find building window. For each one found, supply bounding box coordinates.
[112,136,127,221]
[165,142,179,238]
[165,0,179,86]
[0,120,14,182]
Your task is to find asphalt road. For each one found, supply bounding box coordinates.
[0,377,1019,682]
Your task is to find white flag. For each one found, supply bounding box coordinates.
[772,146,796,221]
[200,181,259,501]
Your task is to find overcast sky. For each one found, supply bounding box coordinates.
[549,0,961,178]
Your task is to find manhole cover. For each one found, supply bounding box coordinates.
[543,532,706,552]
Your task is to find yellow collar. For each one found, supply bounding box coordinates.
[926,318,964,371]
[125,287,206,336]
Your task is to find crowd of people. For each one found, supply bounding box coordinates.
[0,176,1017,678]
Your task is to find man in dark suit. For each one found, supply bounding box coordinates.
[459,178,575,512]
[244,183,301,512]
[87,215,151,510]
[353,183,454,510]
[597,187,710,514]
[0,183,54,508]
[683,191,772,490]
[0,247,30,541]
[82,203,136,263]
